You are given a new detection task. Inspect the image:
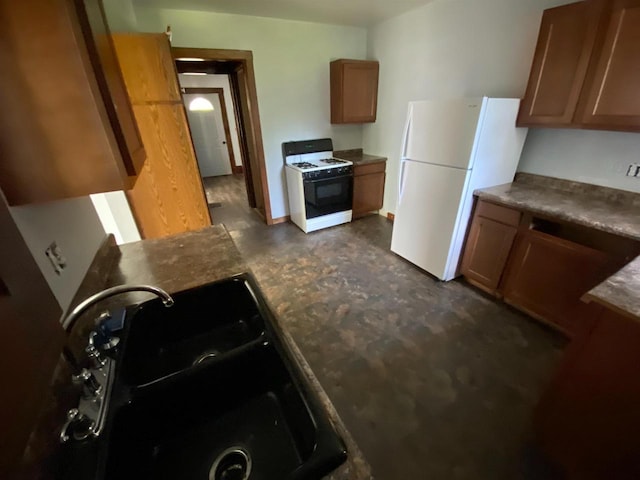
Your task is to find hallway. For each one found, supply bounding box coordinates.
[202,173,565,479]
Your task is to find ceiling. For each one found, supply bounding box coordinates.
[131,0,436,27]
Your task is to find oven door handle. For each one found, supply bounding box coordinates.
[303,174,353,184]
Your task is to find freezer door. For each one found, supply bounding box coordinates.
[404,98,484,169]
[391,160,471,280]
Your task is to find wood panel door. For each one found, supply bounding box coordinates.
[460,217,517,294]
[517,1,601,127]
[0,193,63,478]
[576,0,640,131]
[126,104,211,238]
[502,230,610,337]
[331,59,379,124]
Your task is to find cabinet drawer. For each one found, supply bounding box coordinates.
[476,200,521,226]
[354,161,385,176]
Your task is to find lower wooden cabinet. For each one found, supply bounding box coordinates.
[460,217,517,293]
[502,230,610,337]
[461,199,630,338]
[352,162,385,218]
[536,306,640,478]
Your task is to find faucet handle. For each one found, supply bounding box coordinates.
[60,408,95,443]
[72,368,102,398]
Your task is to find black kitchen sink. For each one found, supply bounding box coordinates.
[120,277,267,386]
[105,344,344,480]
[61,274,347,480]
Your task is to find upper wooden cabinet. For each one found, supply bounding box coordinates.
[576,0,640,130]
[0,0,145,205]
[330,59,379,124]
[518,0,640,132]
[517,1,601,126]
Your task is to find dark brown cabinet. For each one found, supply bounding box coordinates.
[460,201,520,294]
[517,1,601,126]
[460,199,634,338]
[502,229,610,337]
[518,0,640,132]
[330,59,379,124]
[0,0,145,205]
[352,161,385,218]
[576,0,640,130]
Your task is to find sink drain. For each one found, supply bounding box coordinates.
[209,447,252,480]
[193,351,219,366]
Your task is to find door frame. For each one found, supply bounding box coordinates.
[172,47,274,224]
[182,87,240,175]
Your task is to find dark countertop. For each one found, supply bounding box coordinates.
[474,173,640,321]
[26,225,373,480]
[75,226,372,480]
[333,149,387,166]
[583,255,640,321]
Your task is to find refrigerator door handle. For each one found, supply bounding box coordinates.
[398,159,407,205]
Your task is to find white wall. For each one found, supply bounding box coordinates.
[102,0,138,32]
[90,191,141,244]
[363,0,576,215]
[134,7,367,219]
[9,197,106,313]
[518,129,640,193]
[179,74,243,168]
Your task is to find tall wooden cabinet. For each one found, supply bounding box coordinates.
[112,34,211,239]
[330,59,379,124]
[0,0,145,205]
[518,0,640,132]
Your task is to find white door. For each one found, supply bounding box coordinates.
[404,98,484,169]
[183,93,232,177]
[390,159,471,280]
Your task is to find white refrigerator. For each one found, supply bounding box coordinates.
[390,97,528,281]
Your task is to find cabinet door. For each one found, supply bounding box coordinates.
[353,170,385,218]
[461,217,517,293]
[517,1,601,126]
[331,60,379,124]
[502,230,610,337]
[576,0,640,131]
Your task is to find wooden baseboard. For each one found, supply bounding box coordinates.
[232,165,244,174]
[387,212,395,221]
[270,215,290,225]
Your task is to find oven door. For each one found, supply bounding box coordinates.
[303,174,353,219]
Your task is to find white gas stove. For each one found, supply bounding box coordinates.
[283,139,353,233]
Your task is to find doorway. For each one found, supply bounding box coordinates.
[173,48,274,225]
[183,87,239,177]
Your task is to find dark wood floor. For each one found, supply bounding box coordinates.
[202,174,566,479]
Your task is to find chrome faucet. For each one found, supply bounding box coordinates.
[60,284,174,443]
[62,284,174,332]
